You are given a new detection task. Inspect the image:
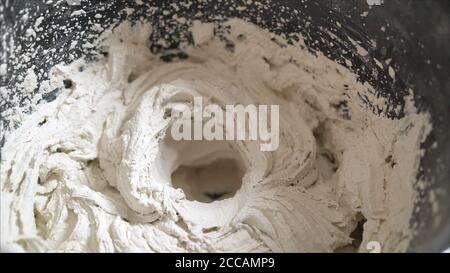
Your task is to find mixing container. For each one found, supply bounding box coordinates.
[0,0,448,252]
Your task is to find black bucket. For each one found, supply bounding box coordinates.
[0,0,448,252]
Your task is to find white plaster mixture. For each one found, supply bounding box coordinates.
[0,19,431,252]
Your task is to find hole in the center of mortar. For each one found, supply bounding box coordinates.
[171,156,244,203]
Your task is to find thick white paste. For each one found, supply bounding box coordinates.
[0,19,431,252]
